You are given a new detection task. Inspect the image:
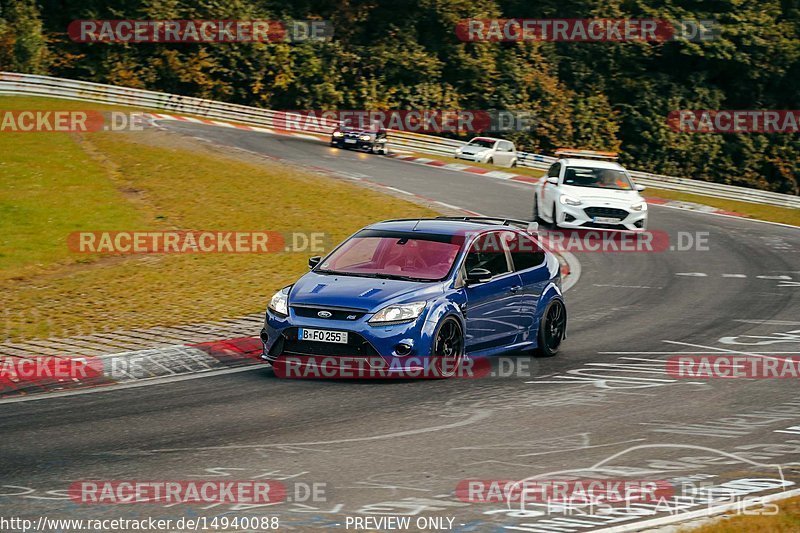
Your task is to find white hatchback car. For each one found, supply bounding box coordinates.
[454,137,518,167]
[534,155,648,231]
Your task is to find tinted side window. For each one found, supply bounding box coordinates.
[464,233,510,277]
[508,233,545,271]
[547,163,561,178]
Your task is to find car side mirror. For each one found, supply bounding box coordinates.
[635,184,646,192]
[547,177,559,185]
[466,268,493,285]
[308,256,322,269]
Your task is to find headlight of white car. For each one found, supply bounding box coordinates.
[630,201,647,211]
[369,302,426,324]
[560,194,583,206]
[333,131,344,137]
[359,134,371,141]
[268,287,290,317]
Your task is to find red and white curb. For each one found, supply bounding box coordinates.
[387,153,542,186]
[644,196,746,218]
[145,112,326,142]
[0,336,264,400]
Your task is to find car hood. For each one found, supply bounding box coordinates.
[460,146,491,155]
[289,272,445,313]
[561,185,643,206]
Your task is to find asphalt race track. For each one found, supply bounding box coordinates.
[2,123,799,532]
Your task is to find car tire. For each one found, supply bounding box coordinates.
[511,159,518,168]
[371,144,382,155]
[535,299,566,357]
[532,195,543,223]
[486,157,493,165]
[430,316,464,378]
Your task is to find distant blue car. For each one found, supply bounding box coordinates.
[261,217,566,378]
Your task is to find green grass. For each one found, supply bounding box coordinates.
[0,96,437,340]
[683,496,800,532]
[0,97,152,281]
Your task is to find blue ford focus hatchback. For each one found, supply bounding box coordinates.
[261,217,566,378]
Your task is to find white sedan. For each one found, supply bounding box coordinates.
[454,137,518,167]
[534,155,648,231]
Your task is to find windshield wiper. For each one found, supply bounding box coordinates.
[372,273,432,282]
[316,269,383,279]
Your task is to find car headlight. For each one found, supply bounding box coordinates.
[630,201,647,211]
[369,302,426,325]
[333,131,344,137]
[560,194,583,206]
[268,287,290,317]
[359,134,371,141]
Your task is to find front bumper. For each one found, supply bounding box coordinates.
[261,307,439,376]
[557,203,648,231]
[454,152,488,163]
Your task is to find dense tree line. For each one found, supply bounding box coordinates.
[1,0,797,193]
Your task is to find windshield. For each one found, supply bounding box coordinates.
[317,230,462,281]
[467,138,495,149]
[563,166,634,190]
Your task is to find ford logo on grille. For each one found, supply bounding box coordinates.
[317,311,333,318]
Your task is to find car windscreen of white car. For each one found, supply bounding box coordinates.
[468,138,495,149]
[564,167,633,191]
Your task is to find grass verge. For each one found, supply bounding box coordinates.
[0,97,437,340]
[683,496,800,532]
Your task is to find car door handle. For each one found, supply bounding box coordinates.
[509,286,522,293]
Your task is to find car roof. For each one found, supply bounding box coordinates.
[364,219,522,236]
[470,137,504,142]
[559,158,625,170]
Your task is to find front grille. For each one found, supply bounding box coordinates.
[584,207,629,219]
[582,221,625,229]
[280,328,380,358]
[291,305,366,321]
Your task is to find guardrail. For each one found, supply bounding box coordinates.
[2,71,797,209]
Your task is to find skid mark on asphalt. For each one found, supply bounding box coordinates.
[98,410,494,456]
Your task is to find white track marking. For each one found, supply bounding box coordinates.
[105,410,493,454]
[675,272,707,277]
[662,340,789,362]
[722,273,747,278]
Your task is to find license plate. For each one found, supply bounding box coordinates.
[594,216,622,224]
[344,139,357,144]
[298,328,348,344]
